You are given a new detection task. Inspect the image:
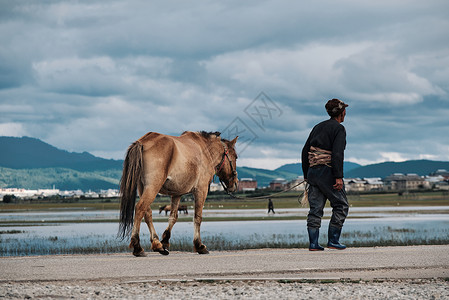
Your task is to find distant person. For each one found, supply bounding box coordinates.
[301,99,349,251]
[267,198,275,214]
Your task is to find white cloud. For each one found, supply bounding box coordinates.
[0,122,27,137]
[336,44,446,105]
[238,157,299,171]
[202,42,371,100]
[379,152,409,162]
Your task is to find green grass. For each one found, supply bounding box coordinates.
[1,190,447,226]
[4,232,447,256]
[1,190,448,212]
[0,230,24,234]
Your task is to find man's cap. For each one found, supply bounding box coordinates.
[325,98,348,117]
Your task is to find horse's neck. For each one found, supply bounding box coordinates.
[204,139,224,168]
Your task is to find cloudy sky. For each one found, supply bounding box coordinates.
[1,1,448,170]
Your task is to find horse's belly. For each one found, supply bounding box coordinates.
[159,176,192,195]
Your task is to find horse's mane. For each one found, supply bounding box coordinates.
[182,131,229,141]
[199,131,221,139]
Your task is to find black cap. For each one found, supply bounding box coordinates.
[325,98,348,117]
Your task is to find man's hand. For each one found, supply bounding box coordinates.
[333,178,343,190]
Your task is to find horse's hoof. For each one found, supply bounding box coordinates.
[133,250,146,257]
[161,241,170,250]
[157,248,169,255]
[197,246,209,255]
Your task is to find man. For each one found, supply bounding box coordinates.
[267,198,275,214]
[301,98,349,251]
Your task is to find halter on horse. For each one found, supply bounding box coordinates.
[215,141,238,193]
[119,131,238,256]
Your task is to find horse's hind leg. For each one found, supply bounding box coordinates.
[130,187,159,257]
[129,201,146,256]
[161,195,181,251]
[143,205,168,255]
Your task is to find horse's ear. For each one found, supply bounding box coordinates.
[229,136,238,147]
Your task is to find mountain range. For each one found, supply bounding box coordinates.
[1,136,448,190]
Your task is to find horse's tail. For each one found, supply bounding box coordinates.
[118,141,144,240]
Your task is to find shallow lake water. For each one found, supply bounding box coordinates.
[1,206,448,256]
[2,206,448,221]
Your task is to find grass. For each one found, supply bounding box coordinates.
[0,230,24,234]
[1,190,448,225]
[2,231,448,256]
[1,190,448,211]
[1,190,448,212]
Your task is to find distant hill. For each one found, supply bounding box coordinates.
[0,166,121,190]
[346,160,449,178]
[0,136,123,190]
[0,136,122,171]
[1,136,448,190]
[274,162,361,175]
[274,160,449,179]
[236,166,298,187]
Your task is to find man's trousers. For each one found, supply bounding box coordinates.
[306,165,349,229]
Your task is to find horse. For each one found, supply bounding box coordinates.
[159,204,189,215]
[119,131,238,256]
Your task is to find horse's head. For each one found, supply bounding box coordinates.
[216,136,239,193]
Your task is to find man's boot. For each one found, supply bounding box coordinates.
[327,225,346,250]
[307,227,324,251]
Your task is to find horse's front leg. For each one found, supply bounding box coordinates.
[161,195,181,251]
[193,188,209,254]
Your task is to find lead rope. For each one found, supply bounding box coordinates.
[221,179,308,206]
[300,182,309,207]
[213,142,308,206]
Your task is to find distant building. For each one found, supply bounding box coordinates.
[430,169,449,180]
[0,187,60,199]
[344,178,366,192]
[209,182,224,192]
[84,190,99,198]
[383,173,430,191]
[238,178,257,192]
[269,178,287,191]
[344,177,384,192]
[364,177,384,191]
[60,190,84,198]
[287,176,306,191]
[425,174,449,190]
[99,189,120,198]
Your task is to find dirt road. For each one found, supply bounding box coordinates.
[2,245,448,282]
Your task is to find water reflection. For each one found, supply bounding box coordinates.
[3,206,449,221]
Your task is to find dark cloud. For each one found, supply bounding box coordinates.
[0,0,448,169]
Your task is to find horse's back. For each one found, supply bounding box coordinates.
[136,131,207,193]
[138,131,200,152]
[138,132,174,150]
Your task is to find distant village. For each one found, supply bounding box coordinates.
[1,169,448,201]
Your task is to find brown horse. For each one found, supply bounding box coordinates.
[119,131,238,256]
[159,204,188,215]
